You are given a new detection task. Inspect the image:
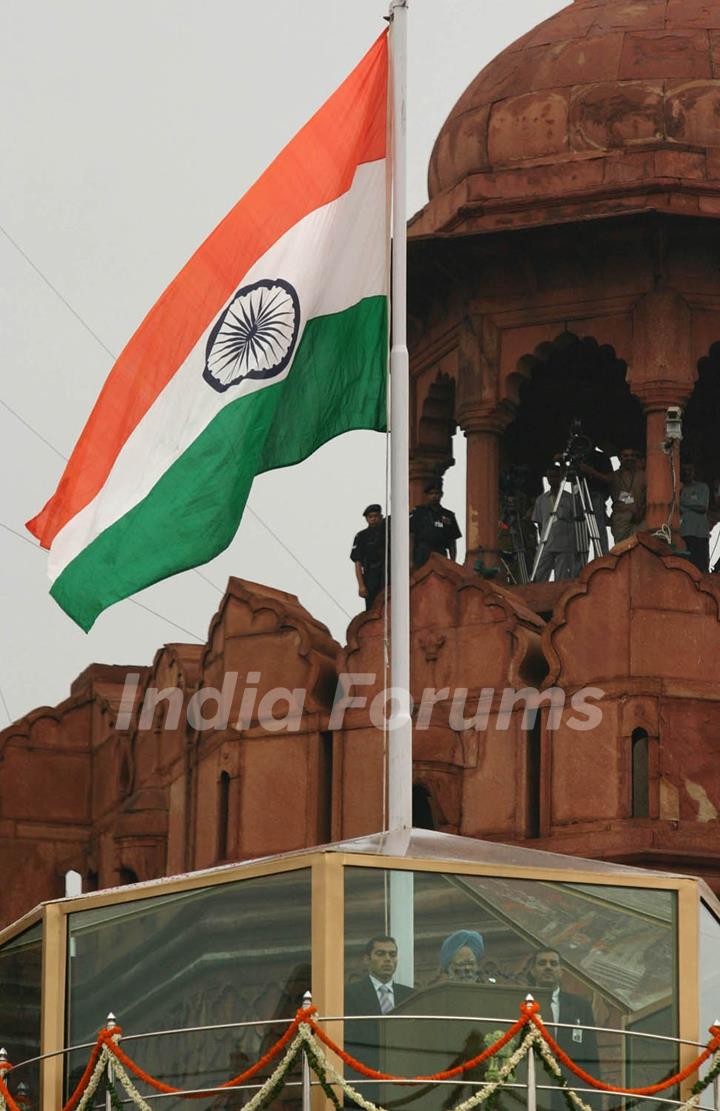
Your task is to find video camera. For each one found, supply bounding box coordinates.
[561,418,593,470]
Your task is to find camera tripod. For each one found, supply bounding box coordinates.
[500,499,533,584]
[530,462,604,582]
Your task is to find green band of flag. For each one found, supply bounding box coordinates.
[51,296,387,631]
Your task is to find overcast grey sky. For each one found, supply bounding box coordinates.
[0,0,566,723]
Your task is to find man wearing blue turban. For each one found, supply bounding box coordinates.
[440,929,485,982]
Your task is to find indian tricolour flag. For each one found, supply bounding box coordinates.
[27,32,389,631]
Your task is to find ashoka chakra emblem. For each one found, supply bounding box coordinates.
[203,278,301,393]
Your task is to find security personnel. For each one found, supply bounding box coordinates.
[410,481,461,569]
[350,504,388,609]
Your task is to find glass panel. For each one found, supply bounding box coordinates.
[67,869,311,1109]
[700,902,720,1077]
[0,923,42,1106]
[344,867,677,1111]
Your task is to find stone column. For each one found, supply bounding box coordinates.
[635,385,687,535]
[630,292,694,536]
[460,408,511,569]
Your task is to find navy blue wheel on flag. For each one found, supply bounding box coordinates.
[203,278,301,393]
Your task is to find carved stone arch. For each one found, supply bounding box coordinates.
[501,330,643,498]
[415,372,456,456]
[117,737,134,799]
[410,371,457,502]
[681,340,720,484]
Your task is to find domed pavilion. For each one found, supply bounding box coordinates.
[408,0,720,571]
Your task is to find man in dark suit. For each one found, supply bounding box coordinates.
[344,935,414,1104]
[528,948,601,1111]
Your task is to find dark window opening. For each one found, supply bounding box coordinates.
[412,784,436,830]
[527,716,541,838]
[218,771,230,860]
[632,728,649,818]
[117,867,139,886]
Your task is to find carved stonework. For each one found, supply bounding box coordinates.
[419,630,446,662]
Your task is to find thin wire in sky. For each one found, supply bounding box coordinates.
[0,685,12,727]
[0,518,205,643]
[0,222,116,360]
[245,506,352,619]
[0,399,67,461]
[0,225,352,621]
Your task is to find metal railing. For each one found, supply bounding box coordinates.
[2,999,718,1111]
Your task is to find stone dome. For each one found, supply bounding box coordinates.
[414,0,720,236]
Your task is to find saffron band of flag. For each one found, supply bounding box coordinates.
[27,31,389,631]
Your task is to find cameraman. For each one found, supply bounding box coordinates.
[578,447,613,555]
[532,464,580,581]
[586,447,646,543]
[612,448,646,541]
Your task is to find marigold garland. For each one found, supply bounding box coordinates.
[692,1048,720,1096]
[63,1032,108,1111]
[6,1002,720,1111]
[0,1056,21,1111]
[106,1007,305,1097]
[0,1075,21,1111]
[528,1013,720,1096]
[305,1012,527,1083]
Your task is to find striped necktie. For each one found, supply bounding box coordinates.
[378,984,393,1014]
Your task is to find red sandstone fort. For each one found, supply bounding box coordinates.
[5,0,720,928]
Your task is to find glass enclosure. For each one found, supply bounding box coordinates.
[699,902,720,1077]
[0,922,42,1104]
[0,839,713,1111]
[67,868,311,1107]
[344,867,678,1111]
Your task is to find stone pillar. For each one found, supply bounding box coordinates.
[630,293,694,536]
[634,385,688,535]
[644,392,680,533]
[460,409,511,569]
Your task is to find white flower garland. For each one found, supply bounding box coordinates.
[53,1019,720,1111]
[532,1029,595,1111]
[239,1030,305,1111]
[298,1022,536,1111]
[111,1030,305,1111]
[110,1058,154,1111]
[450,1028,535,1111]
[533,1027,708,1111]
[74,1045,114,1111]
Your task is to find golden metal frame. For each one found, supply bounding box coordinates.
[0,848,716,1110]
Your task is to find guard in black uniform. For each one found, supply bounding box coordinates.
[350,504,388,610]
[410,481,461,569]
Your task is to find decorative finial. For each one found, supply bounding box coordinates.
[0,1049,8,1063]
[302,990,312,1009]
[525,993,535,1002]
[106,1012,117,1028]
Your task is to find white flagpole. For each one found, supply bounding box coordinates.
[388,0,412,832]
